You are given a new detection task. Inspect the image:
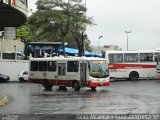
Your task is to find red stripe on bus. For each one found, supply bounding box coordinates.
[109,63,156,69]
[29,79,110,87]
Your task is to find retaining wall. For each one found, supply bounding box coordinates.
[0,60,29,81]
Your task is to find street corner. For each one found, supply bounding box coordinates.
[0,92,8,106]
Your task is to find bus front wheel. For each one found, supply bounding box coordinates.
[42,79,52,90]
[72,81,80,91]
[19,77,25,82]
[129,71,139,80]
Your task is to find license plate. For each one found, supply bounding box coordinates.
[100,82,103,85]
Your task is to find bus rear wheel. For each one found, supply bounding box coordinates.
[72,81,80,91]
[129,71,139,80]
[42,79,52,90]
[91,87,96,91]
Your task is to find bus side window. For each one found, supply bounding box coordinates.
[155,57,158,65]
[155,54,160,64]
[39,61,47,71]
[124,53,138,62]
[108,54,113,62]
[31,61,38,71]
[118,54,123,62]
[67,61,79,72]
[109,54,123,63]
[48,61,56,71]
[140,53,153,62]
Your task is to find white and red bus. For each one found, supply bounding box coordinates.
[29,56,110,91]
[155,54,160,78]
[102,50,160,80]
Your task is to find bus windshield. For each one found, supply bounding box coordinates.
[88,60,109,78]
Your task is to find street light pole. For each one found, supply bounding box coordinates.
[124,31,131,51]
[0,31,4,59]
[98,35,103,53]
[82,33,87,56]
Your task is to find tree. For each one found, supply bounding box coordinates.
[16,25,33,43]
[27,0,93,55]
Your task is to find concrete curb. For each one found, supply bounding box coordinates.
[0,93,8,106]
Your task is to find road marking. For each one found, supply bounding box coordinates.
[0,93,8,106]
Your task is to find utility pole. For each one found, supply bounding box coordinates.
[124,31,131,51]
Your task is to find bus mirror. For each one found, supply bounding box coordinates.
[157,61,159,65]
[155,56,158,65]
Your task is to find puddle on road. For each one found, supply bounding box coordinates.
[30,88,111,99]
[1,82,160,114]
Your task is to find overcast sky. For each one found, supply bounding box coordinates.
[28,0,160,50]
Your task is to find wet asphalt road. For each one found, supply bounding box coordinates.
[0,79,160,119]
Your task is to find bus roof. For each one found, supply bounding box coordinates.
[104,50,160,54]
[26,42,62,45]
[29,56,106,61]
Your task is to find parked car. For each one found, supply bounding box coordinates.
[11,52,25,60]
[18,70,29,82]
[2,52,25,60]
[0,73,10,82]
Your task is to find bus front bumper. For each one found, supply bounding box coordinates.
[87,80,110,88]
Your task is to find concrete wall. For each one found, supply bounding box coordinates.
[0,39,24,53]
[0,59,29,81]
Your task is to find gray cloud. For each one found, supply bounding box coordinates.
[29,0,160,50]
[86,0,160,50]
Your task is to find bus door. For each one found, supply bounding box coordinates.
[80,63,87,86]
[57,63,66,85]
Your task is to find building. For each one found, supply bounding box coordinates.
[102,45,121,51]
[0,0,28,53]
[0,0,28,31]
